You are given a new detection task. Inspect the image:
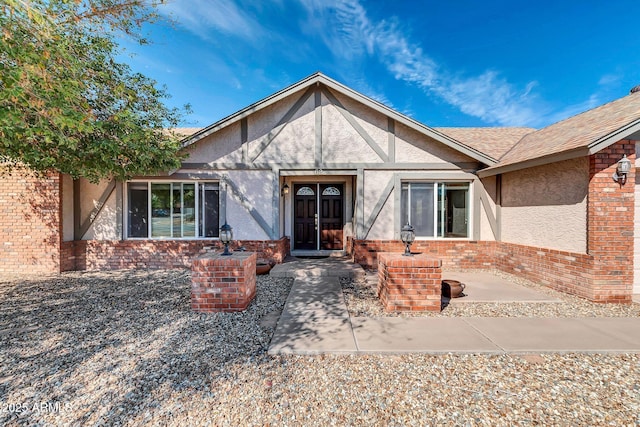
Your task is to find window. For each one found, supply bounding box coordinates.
[401,182,469,238]
[296,186,315,196]
[127,182,219,238]
[321,186,341,196]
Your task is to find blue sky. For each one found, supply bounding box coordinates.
[121,0,640,129]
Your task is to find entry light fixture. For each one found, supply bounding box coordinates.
[219,222,233,256]
[281,181,290,197]
[400,223,415,256]
[612,154,632,185]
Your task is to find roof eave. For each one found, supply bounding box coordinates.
[479,117,640,178]
[180,72,497,166]
[477,147,589,178]
[587,118,640,154]
[180,72,324,148]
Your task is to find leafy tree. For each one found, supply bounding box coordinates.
[0,0,189,182]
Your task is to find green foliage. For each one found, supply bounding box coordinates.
[0,0,190,182]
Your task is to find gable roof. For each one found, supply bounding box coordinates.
[434,127,535,161]
[169,128,202,138]
[182,72,497,165]
[480,90,640,176]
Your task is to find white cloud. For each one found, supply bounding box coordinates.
[159,0,261,41]
[598,73,621,87]
[542,94,601,125]
[298,0,541,126]
[433,71,539,126]
[298,0,375,59]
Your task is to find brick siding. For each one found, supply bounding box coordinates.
[0,168,64,273]
[587,140,635,303]
[72,237,289,271]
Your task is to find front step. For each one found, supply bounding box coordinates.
[270,257,365,279]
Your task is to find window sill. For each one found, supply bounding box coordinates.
[125,237,220,240]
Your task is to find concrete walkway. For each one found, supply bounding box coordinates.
[268,259,640,355]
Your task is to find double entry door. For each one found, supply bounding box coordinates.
[294,183,344,251]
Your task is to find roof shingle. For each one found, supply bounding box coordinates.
[493,91,640,169]
[434,127,535,161]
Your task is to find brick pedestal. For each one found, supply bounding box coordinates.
[191,252,257,313]
[377,253,442,312]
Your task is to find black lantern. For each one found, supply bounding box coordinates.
[281,182,290,197]
[400,223,415,256]
[219,222,233,256]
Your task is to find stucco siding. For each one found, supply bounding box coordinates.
[184,122,243,164]
[479,176,497,241]
[78,178,119,240]
[250,95,315,163]
[363,170,395,240]
[395,123,474,164]
[501,157,588,253]
[84,191,119,240]
[225,170,274,240]
[324,92,388,163]
[247,91,309,142]
[322,102,384,163]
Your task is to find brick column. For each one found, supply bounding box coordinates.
[588,140,635,304]
[191,252,257,312]
[377,252,442,312]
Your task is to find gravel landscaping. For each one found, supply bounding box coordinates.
[0,269,639,426]
[342,270,640,318]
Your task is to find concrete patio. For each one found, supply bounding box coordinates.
[268,257,640,355]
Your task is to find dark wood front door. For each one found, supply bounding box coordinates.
[293,183,344,251]
[320,184,343,250]
[294,185,317,250]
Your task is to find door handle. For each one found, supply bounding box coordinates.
[315,214,318,230]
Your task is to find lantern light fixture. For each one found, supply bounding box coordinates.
[400,223,416,256]
[219,222,233,256]
[281,182,290,197]
[612,154,632,185]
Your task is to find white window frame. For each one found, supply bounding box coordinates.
[401,180,472,240]
[125,180,220,240]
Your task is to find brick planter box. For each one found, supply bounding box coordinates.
[377,253,442,312]
[191,252,257,313]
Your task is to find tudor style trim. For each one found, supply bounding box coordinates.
[363,177,395,239]
[249,86,315,163]
[321,86,389,162]
[180,162,480,171]
[78,179,116,240]
[182,72,497,166]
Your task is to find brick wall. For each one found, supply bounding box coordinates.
[587,140,635,303]
[494,243,593,299]
[0,168,63,274]
[191,252,257,312]
[349,238,496,270]
[347,238,619,304]
[60,240,78,272]
[73,237,289,271]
